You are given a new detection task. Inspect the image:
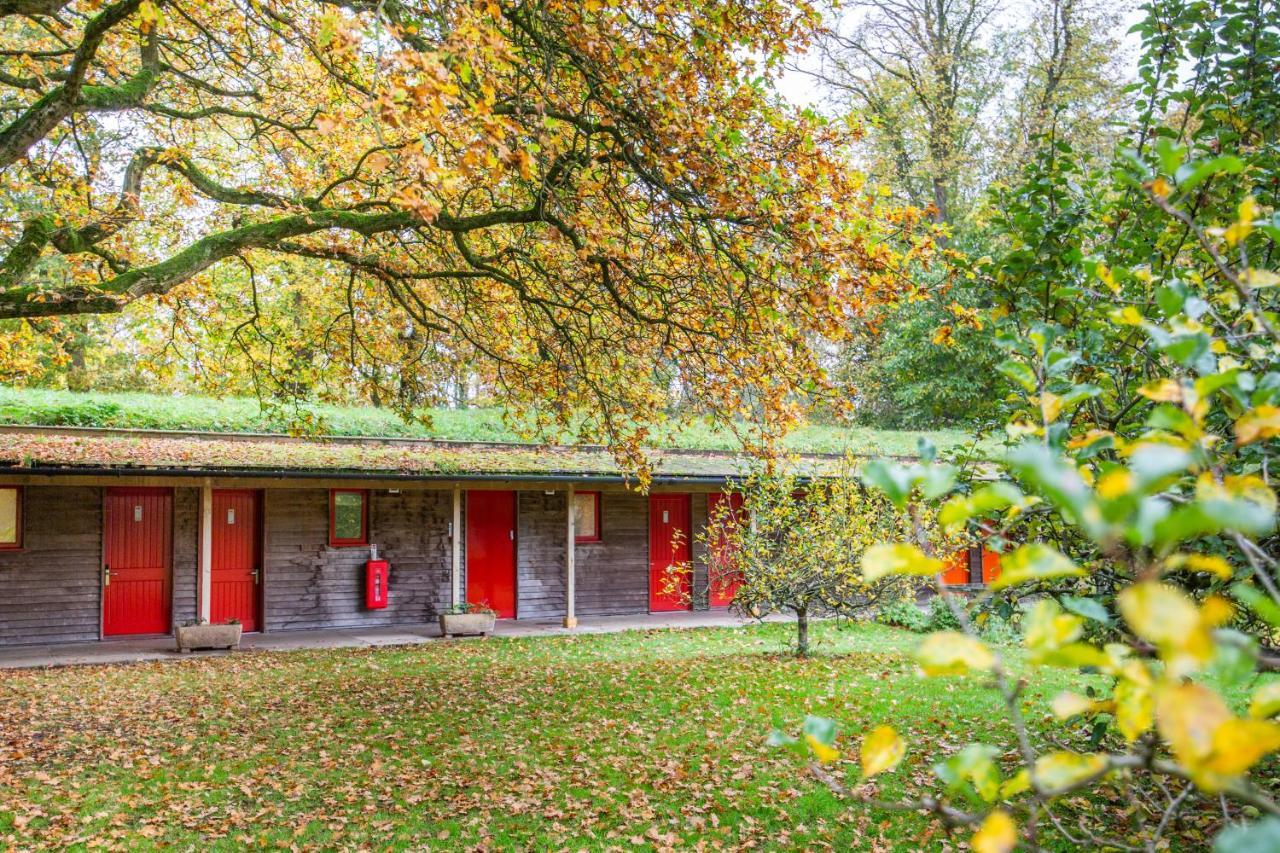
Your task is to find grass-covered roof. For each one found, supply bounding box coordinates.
[0,388,983,457]
[0,427,853,482]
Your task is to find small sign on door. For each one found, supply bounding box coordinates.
[227,508,236,525]
[133,505,143,522]
[663,510,669,523]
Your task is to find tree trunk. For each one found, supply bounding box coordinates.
[796,607,809,658]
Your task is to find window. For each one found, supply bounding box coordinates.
[329,489,368,546]
[572,491,601,543]
[0,486,21,550]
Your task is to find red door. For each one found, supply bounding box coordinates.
[211,489,262,631]
[649,494,691,612]
[103,487,172,636]
[942,550,970,585]
[467,490,517,618]
[707,492,745,607]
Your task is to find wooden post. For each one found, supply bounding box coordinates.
[199,480,212,623]
[564,484,577,628]
[451,485,462,605]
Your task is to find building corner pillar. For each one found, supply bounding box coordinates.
[564,484,577,629]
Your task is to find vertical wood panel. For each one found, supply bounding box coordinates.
[172,488,199,627]
[515,490,566,620]
[574,491,649,616]
[264,488,453,631]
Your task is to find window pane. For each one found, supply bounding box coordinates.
[573,493,598,540]
[333,491,365,541]
[0,488,16,545]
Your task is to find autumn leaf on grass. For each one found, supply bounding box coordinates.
[990,543,1083,590]
[972,809,1017,853]
[861,543,942,582]
[914,632,994,676]
[859,726,904,778]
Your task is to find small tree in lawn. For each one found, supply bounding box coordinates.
[705,458,964,656]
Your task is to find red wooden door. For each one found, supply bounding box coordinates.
[649,494,691,612]
[707,492,745,607]
[211,489,262,631]
[103,488,172,636]
[942,550,970,585]
[466,490,517,618]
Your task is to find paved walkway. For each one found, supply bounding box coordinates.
[0,610,777,670]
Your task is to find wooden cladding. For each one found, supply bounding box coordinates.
[0,485,20,549]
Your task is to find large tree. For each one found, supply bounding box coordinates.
[0,0,923,456]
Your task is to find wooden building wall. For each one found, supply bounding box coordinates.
[0,483,719,646]
[0,486,102,645]
[263,488,453,631]
[516,491,567,619]
[172,488,199,627]
[575,491,650,616]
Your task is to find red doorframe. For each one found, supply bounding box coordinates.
[649,493,692,612]
[209,489,263,632]
[466,490,517,618]
[102,487,173,637]
[707,492,745,608]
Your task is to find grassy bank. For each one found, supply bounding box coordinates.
[0,387,988,457]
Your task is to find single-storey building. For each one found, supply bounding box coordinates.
[0,425,996,647]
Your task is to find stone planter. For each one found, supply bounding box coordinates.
[176,622,242,652]
[439,612,496,638]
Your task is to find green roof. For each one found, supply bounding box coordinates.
[0,426,847,482]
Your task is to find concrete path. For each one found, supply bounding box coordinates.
[0,611,779,670]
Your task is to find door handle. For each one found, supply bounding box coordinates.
[251,569,260,584]
[103,565,110,587]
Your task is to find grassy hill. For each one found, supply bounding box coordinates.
[0,387,987,457]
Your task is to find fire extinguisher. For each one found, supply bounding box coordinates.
[366,545,389,609]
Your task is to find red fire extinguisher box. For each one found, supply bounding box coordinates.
[365,560,389,609]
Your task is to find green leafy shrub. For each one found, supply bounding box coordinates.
[876,597,930,632]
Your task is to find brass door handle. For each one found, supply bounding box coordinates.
[252,569,260,584]
[103,565,110,586]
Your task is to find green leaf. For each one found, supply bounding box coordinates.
[991,544,1084,590]
[934,743,1002,801]
[1174,155,1244,193]
[1232,583,1280,628]
[1215,817,1280,853]
[1210,629,1258,686]
[997,359,1038,393]
[859,460,914,508]
[917,463,958,500]
[1060,595,1112,626]
[1153,498,1275,546]
[1006,444,1102,538]
[1129,444,1194,490]
[802,714,837,746]
[938,482,1024,527]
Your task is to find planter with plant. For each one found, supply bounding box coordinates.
[175,618,242,652]
[439,603,496,638]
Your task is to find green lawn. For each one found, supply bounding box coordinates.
[0,387,988,457]
[0,621,1214,850]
